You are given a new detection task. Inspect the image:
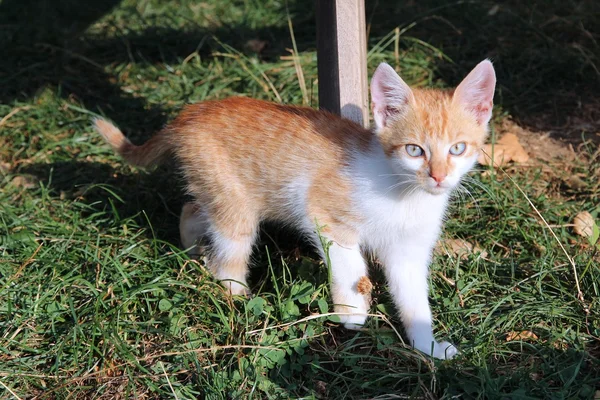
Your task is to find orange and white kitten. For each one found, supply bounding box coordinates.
[94,60,496,359]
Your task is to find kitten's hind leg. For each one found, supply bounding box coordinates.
[179,202,210,259]
[205,213,258,297]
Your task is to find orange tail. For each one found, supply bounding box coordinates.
[93,118,171,168]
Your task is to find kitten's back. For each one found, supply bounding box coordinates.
[95,97,373,223]
[169,97,372,168]
[169,98,373,223]
[95,97,372,172]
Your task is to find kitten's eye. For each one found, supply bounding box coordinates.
[449,142,466,156]
[405,144,424,157]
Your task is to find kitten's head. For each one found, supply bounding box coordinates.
[371,60,496,195]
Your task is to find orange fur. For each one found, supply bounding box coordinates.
[95,98,372,288]
[93,118,171,167]
[377,88,487,188]
[167,98,370,240]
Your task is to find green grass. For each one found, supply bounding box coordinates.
[1,0,599,398]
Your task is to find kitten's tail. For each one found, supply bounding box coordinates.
[93,118,171,168]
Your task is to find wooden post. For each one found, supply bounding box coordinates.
[317,0,369,127]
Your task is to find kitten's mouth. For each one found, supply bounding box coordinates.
[424,184,450,195]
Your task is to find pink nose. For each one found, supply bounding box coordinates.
[430,173,446,184]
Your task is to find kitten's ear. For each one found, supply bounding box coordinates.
[453,59,496,126]
[370,63,414,130]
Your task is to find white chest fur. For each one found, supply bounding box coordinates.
[349,141,449,252]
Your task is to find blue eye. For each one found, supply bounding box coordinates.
[449,142,466,155]
[405,144,424,157]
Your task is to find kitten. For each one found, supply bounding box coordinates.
[94,60,496,359]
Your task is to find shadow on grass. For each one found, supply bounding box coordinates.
[17,159,323,291]
[365,0,600,144]
[0,0,166,134]
[0,0,316,136]
[262,332,599,398]
[3,1,597,143]
[19,161,186,242]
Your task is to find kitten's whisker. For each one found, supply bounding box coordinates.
[384,180,418,195]
[462,176,495,199]
[403,183,421,198]
[454,181,483,219]
[378,173,416,178]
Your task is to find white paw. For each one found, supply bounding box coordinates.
[221,280,251,297]
[432,341,459,360]
[413,340,458,359]
[339,312,368,330]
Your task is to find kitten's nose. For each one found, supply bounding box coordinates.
[429,172,446,184]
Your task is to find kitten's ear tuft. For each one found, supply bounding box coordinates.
[370,63,414,130]
[453,59,496,126]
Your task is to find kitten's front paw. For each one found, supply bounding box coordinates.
[335,305,368,330]
[432,341,458,360]
[340,313,368,330]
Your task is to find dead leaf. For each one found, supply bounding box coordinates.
[552,340,568,350]
[435,238,488,259]
[10,174,38,189]
[314,380,327,396]
[594,390,600,399]
[565,175,587,190]
[478,133,530,167]
[529,372,543,382]
[506,330,538,342]
[498,119,576,165]
[0,161,10,174]
[573,211,595,238]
